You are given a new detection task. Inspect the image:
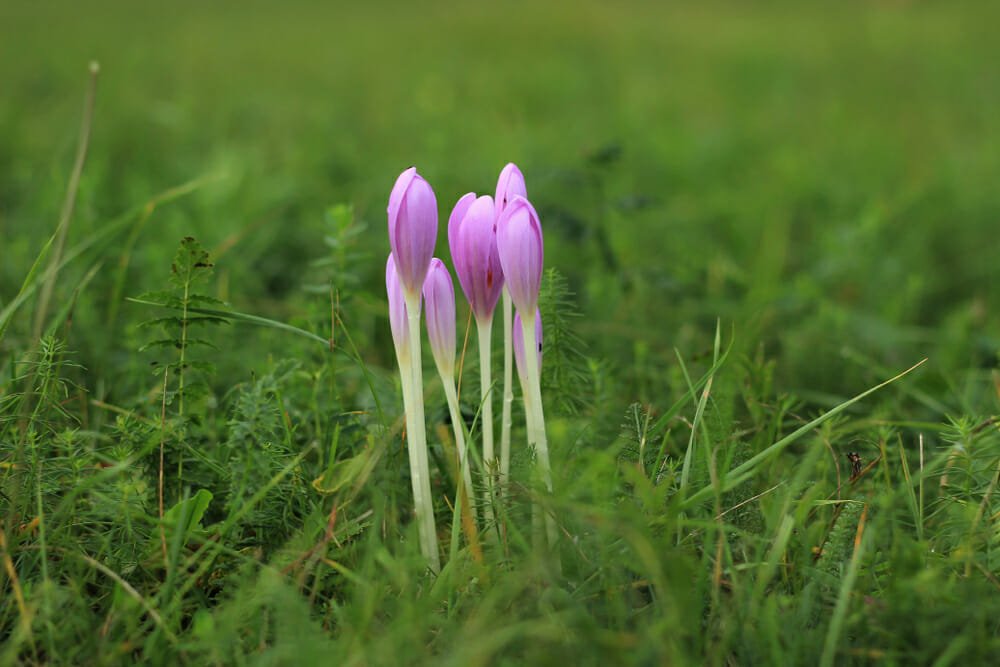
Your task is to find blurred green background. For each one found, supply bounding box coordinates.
[1,0,998,409]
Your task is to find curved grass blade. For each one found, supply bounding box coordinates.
[682,359,927,509]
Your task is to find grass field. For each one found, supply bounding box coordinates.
[2,1,999,664]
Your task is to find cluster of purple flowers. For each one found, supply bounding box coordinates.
[385,163,553,570]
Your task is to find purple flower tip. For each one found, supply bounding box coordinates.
[495,163,527,220]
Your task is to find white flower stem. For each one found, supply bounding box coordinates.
[442,375,476,523]
[477,317,497,532]
[517,374,543,550]
[520,310,559,556]
[500,289,514,485]
[403,293,440,573]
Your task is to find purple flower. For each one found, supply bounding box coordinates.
[386,253,410,359]
[448,194,504,322]
[496,195,543,316]
[422,258,456,375]
[388,167,438,296]
[513,309,542,385]
[495,163,527,220]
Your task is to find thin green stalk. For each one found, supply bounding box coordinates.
[500,289,514,483]
[33,62,99,340]
[442,376,476,522]
[176,273,190,497]
[520,311,559,556]
[31,435,55,659]
[405,294,440,572]
[477,318,497,528]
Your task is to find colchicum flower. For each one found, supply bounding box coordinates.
[494,162,527,485]
[448,194,503,323]
[388,167,438,297]
[496,195,543,317]
[497,192,557,560]
[423,257,477,521]
[448,192,505,522]
[387,166,440,573]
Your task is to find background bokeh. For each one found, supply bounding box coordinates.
[2,0,998,414]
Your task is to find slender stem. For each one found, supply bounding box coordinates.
[477,318,497,531]
[176,273,189,498]
[403,293,440,572]
[500,289,514,483]
[33,62,99,339]
[442,376,476,523]
[477,319,496,466]
[520,311,559,555]
[517,371,543,551]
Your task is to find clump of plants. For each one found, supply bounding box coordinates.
[385,164,557,571]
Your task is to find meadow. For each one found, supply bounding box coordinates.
[1,1,999,664]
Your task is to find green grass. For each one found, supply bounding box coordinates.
[2,1,999,664]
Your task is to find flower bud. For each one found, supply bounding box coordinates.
[448,194,503,323]
[388,167,438,296]
[495,162,527,219]
[422,258,456,377]
[496,195,543,316]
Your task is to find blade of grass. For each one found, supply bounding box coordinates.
[683,359,927,509]
[33,62,100,340]
[897,435,922,541]
[0,173,222,342]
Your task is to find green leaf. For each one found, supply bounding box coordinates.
[163,488,214,536]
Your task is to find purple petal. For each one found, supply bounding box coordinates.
[387,167,416,239]
[422,258,456,374]
[456,195,503,322]
[385,253,409,358]
[495,163,527,220]
[496,195,543,315]
[447,192,477,296]
[388,168,438,294]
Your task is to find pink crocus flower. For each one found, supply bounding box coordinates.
[388,167,438,297]
[496,195,544,317]
[448,194,504,323]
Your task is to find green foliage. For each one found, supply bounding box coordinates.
[2,2,1000,664]
[222,362,311,550]
[539,268,591,415]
